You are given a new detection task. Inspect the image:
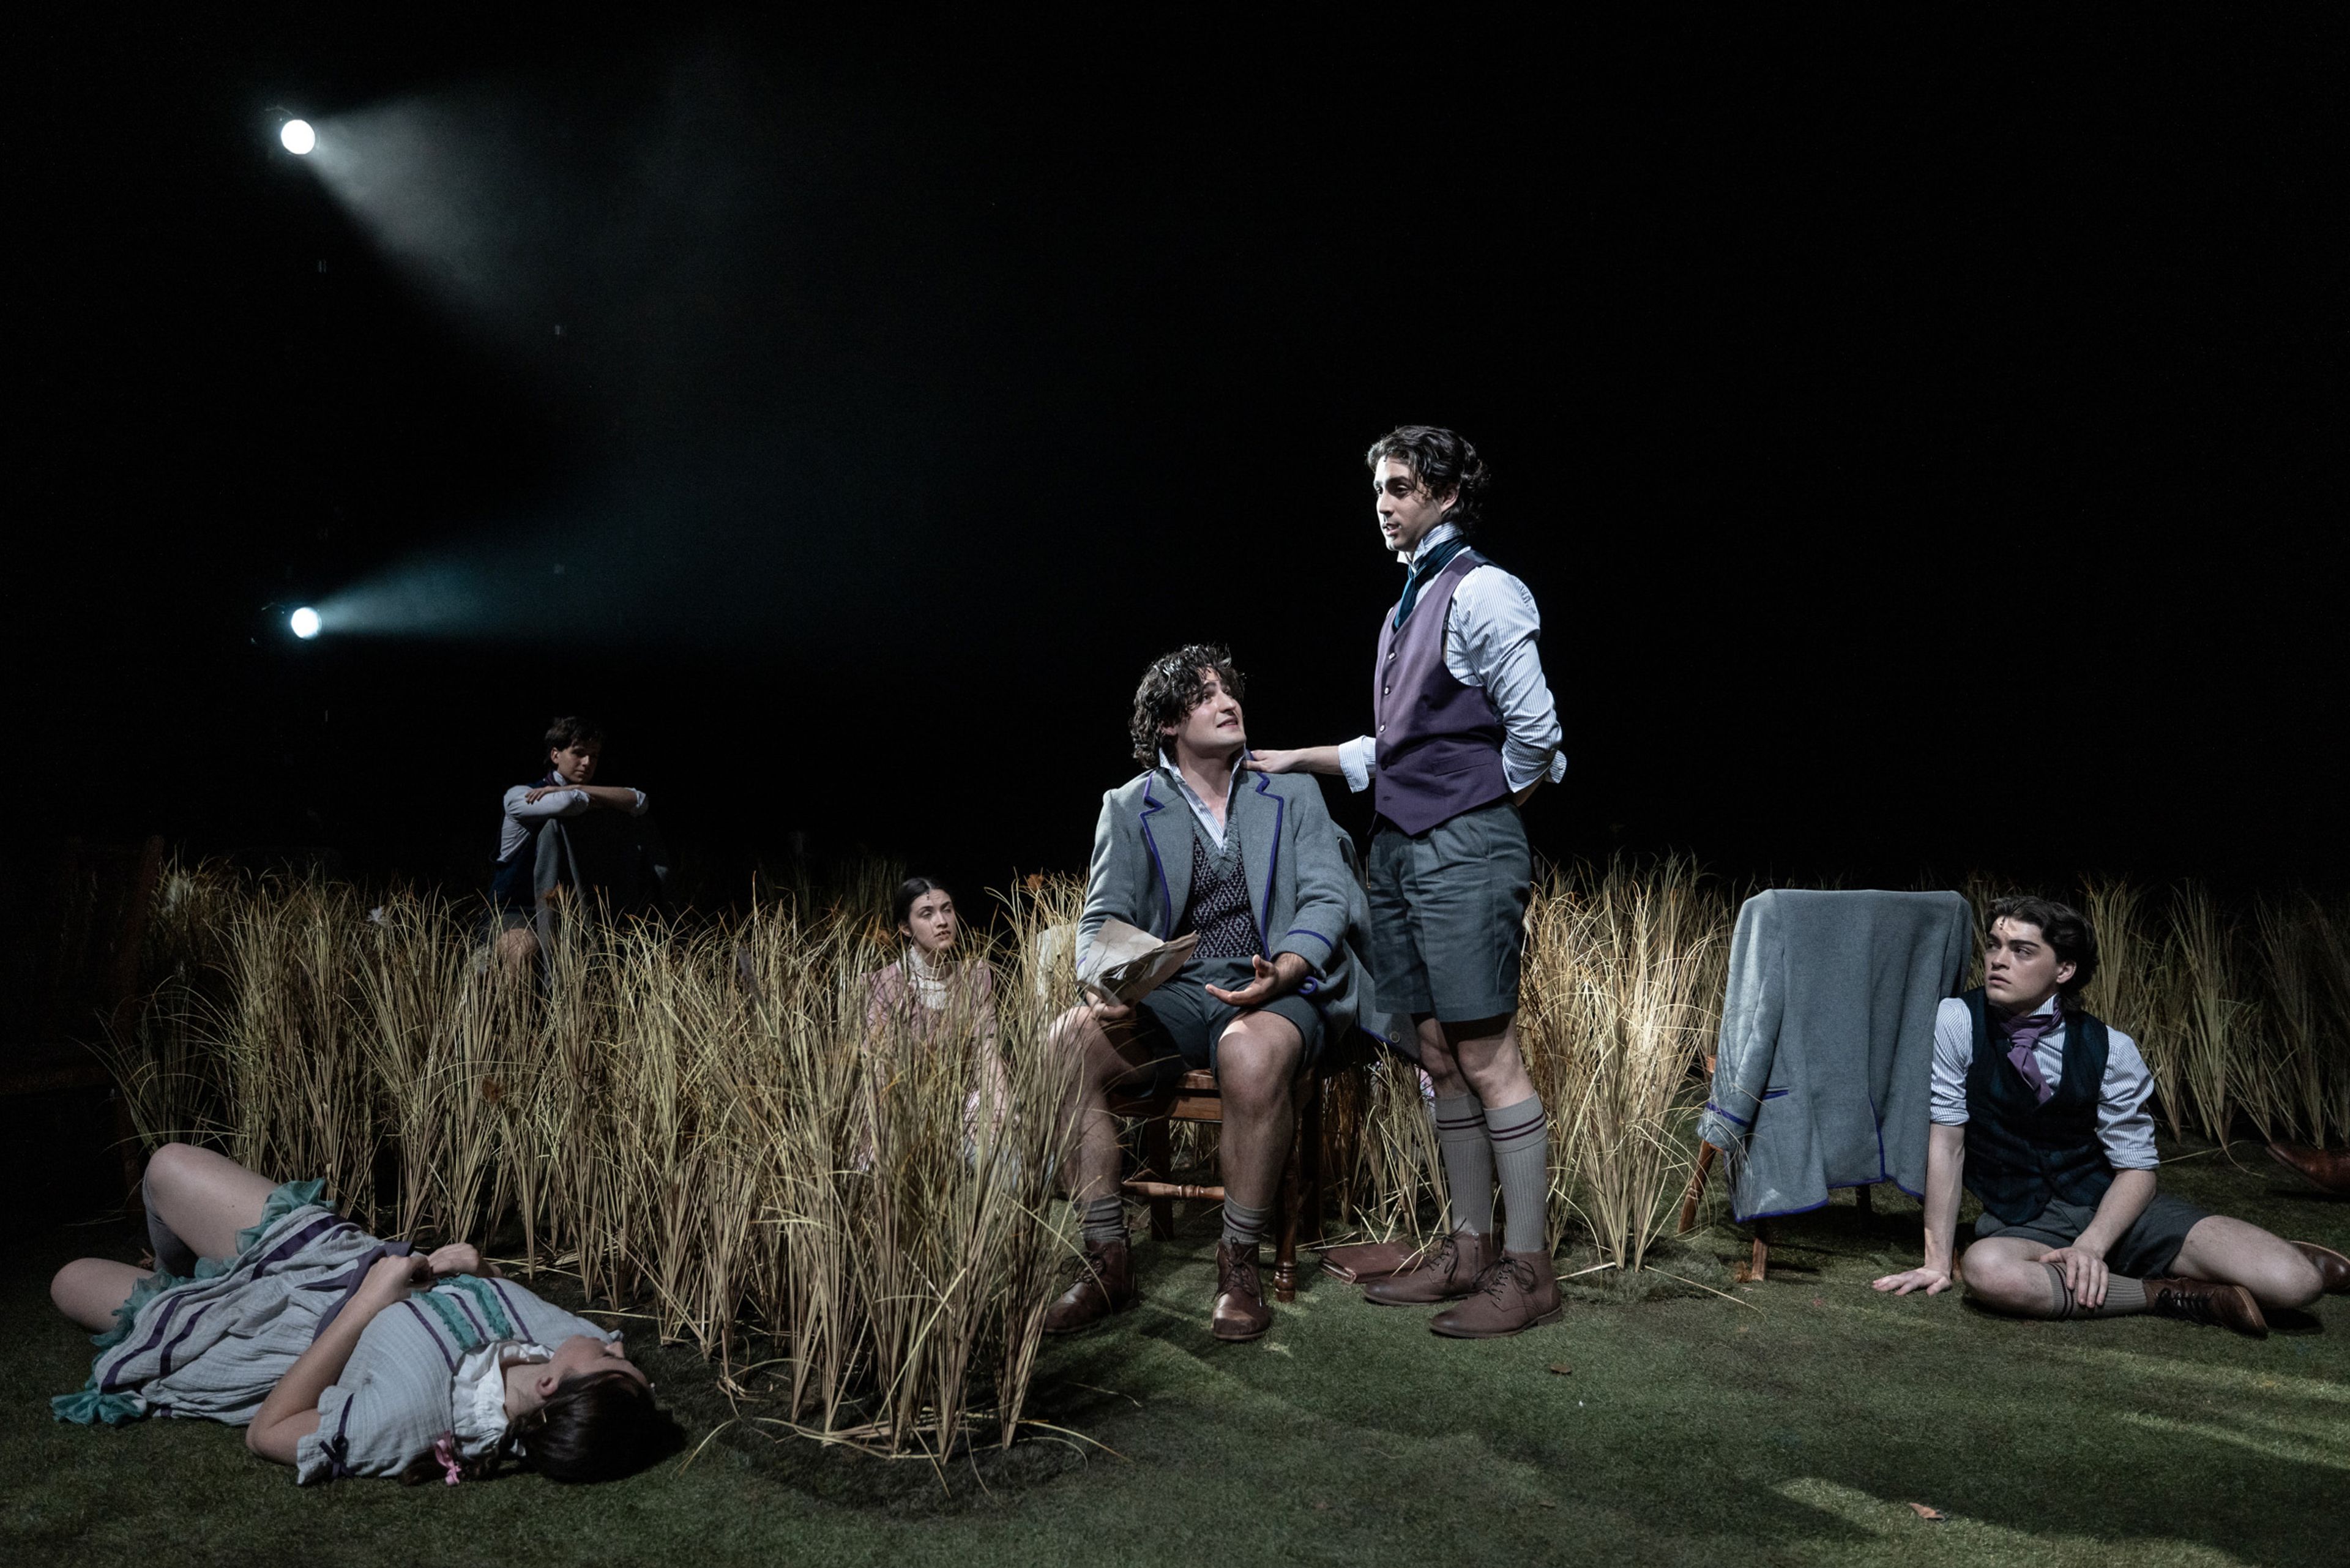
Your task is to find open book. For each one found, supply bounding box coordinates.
[1077,918,1198,1006]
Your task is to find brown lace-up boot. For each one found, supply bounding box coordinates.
[2144,1275,2269,1337]
[1212,1239,1274,1341]
[1428,1249,1564,1338]
[1043,1238,1137,1334]
[1361,1228,1497,1305]
[2288,1241,2349,1296]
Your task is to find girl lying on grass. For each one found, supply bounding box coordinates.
[49,1143,681,1484]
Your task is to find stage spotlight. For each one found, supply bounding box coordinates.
[290,606,322,639]
[281,119,316,155]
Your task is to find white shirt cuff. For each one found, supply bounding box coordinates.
[1337,736,1376,794]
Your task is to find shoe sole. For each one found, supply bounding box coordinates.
[1428,1305,1565,1340]
[1360,1285,1477,1307]
[1211,1320,1272,1342]
[1042,1296,1138,1336]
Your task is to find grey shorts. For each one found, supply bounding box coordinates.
[1125,956,1325,1090]
[1367,799,1532,1023]
[1971,1192,2212,1279]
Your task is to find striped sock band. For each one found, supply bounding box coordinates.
[1222,1198,1270,1252]
[1434,1092,1494,1237]
[1485,1094,1551,1255]
[1081,1195,1127,1246]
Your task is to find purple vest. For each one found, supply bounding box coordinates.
[1371,549,1510,835]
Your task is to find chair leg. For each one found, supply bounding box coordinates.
[1854,1182,1873,1230]
[1144,1116,1176,1241]
[1302,1085,1324,1250]
[1275,1114,1304,1303]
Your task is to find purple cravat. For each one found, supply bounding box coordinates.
[1994,1007,2065,1105]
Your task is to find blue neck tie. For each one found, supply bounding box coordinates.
[1393,537,1472,629]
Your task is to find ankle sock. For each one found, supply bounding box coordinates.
[1485,1094,1551,1255]
[2042,1263,2147,1318]
[1434,1092,1494,1237]
[1221,1198,1270,1252]
[1080,1195,1126,1246]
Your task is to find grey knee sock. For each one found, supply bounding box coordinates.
[1434,1092,1494,1237]
[1222,1198,1270,1252]
[1080,1195,1127,1246]
[1485,1094,1551,1255]
[143,1175,199,1277]
[2042,1263,2148,1318]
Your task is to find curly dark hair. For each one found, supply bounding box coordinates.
[1985,895,2101,1010]
[1127,643,1245,766]
[1365,425,1491,536]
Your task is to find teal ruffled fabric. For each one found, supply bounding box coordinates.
[88,1265,192,1350]
[54,1176,335,1424]
[51,1380,146,1426]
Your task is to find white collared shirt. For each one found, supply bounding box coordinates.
[1157,750,1240,851]
[1335,521,1569,795]
[1927,993,2158,1170]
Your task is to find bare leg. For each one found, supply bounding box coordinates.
[2170,1215,2326,1310]
[1958,1236,2067,1316]
[51,1259,152,1332]
[1212,1013,1304,1213]
[1443,1012,1536,1107]
[494,925,539,979]
[1416,1016,1469,1099]
[143,1143,278,1263]
[1050,1006,1157,1205]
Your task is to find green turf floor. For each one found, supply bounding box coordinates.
[4,1143,2344,1568]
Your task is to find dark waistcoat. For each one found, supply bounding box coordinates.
[1370,548,1510,836]
[1959,987,2116,1225]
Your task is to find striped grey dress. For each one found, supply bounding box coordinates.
[52,1179,616,1484]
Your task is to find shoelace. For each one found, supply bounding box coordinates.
[1475,1256,1532,1303]
[2156,1285,2218,1326]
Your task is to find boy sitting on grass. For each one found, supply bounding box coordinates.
[1873,896,2346,1333]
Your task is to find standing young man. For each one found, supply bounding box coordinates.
[1046,646,1367,1343]
[1253,425,1569,1337]
[1872,897,2344,1331]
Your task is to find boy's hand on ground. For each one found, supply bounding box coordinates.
[2041,1245,2109,1309]
[1204,953,1308,1007]
[1871,1266,1953,1296]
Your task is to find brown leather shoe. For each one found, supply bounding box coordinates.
[2289,1241,2350,1296]
[1315,1238,1423,1283]
[1429,1249,1564,1338]
[1362,1228,1496,1305]
[1043,1238,1136,1334]
[1212,1239,1274,1342]
[2267,1142,2350,1197]
[2144,1275,2269,1337]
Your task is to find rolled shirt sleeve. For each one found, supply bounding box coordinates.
[1337,736,1377,794]
[504,784,591,821]
[2096,1029,2160,1170]
[627,788,649,815]
[1930,996,1972,1125]
[1447,567,1567,792]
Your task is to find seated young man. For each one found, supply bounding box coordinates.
[1874,895,2346,1333]
[491,717,655,973]
[1045,644,1365,1343]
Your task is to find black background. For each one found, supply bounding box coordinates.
[11,9,2346,924]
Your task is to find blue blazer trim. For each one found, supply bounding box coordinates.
[1138,781,1174,936]
[1253,772,1281,954]
[1281,927,1335,955]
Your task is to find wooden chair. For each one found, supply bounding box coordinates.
[1,835,165,1204]
[1110,1069,1326,1301]
[1679,1051,1871,1284]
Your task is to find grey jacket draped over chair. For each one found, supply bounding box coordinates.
[1695,889,1974,1223]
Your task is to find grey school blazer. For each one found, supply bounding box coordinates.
[1078,763,1390,1051]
